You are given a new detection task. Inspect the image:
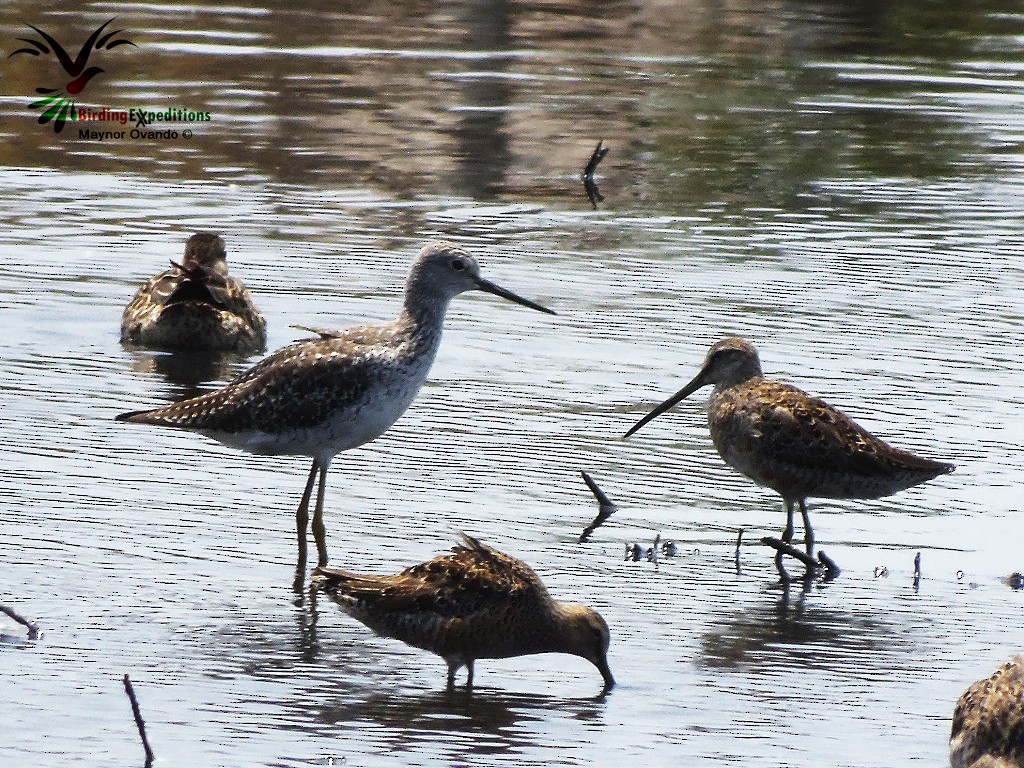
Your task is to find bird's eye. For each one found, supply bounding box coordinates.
[450,258,466,271]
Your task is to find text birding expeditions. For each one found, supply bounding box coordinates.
[76,107,212,126]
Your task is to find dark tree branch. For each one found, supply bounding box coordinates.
[578,470,618,543]
[583,140,608,178]
[0,602,40,640]
[817,550,841,580]
[122,675,154,767]
[582,140,609,209]
[761,536,819,571]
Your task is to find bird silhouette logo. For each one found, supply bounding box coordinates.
[9,18,135,133]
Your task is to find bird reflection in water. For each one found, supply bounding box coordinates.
[125,348,252,402]
[698,579,908,671]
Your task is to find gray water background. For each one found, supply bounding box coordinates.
[1,2,1023,766]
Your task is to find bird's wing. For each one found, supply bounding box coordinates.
[124,267,186,311]
[290,325,342,340]
[315,535,544,621]
[201,275,258,317]
[731,382,942,477]
[117,329,405,433]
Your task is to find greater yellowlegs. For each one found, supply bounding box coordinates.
[312,534,614,690]
[117,242,555,567]
[121,232,267,352]
[625,337,954,571]
[951,657,1024,768]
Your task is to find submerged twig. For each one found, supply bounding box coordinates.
[582,140,609,209]
[0,602,40,640]
[817,550,841,580]
[122,675,155,767]
[578,470,618,543]
[761,537,819,572]
[583,140,608,178]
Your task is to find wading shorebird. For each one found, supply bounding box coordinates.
[951,657,1024,768]
[312,534,614,691]
[117,242,554,567]
[121,233,267,353]
[624,337,954,572]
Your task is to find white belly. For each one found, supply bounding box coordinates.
[204,366,428,462]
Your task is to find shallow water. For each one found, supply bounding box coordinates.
[2,1,1024,766]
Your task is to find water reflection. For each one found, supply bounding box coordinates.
[315,685,608,758]
[3,0,1020,209]
[449,0,513,201]
[291,587,322,663]
[699,580,913,671]
[4,1,1024,766]
[125,348,251,400]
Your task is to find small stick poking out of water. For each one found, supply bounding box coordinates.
[122,675,155,767]
[734,528,744,574]
[817,550,841,580]
[583,140,608,178]
[0,602,40,640]
[578,470,618,543]
[913,551,922,591]
[582,140,608,209]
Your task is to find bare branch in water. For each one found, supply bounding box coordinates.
[817,550,841,580]
[122,675,155,767]
[582,140,609,209]
[583,140,608,178]
[578,470,618,543]
[0,602,40,640]
[761,536,819,571]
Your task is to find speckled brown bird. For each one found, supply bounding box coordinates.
[624,337,954,568]
[951,657,1024,768]
[312,535,614,690]
[116,243,554,567]
[121,232,267,352]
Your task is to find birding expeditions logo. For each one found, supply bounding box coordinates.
[9,18,211,138]
[9,18,135,133]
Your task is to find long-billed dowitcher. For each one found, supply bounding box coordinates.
[624,337,954,570]
[121,232,267,352]
[117,242,554,567]
[951,657,1024,768]
[312,534,614,690]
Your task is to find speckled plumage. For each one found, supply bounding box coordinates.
[121,232,266,352]
[117,242,554,567]
[952,657,1024,768]
[119,316,432,455]
[312,535,614,689]
[626,337,954,567]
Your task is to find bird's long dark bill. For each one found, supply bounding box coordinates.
[475,277,556,315]
[597,657,616,690]
[624,368,708,438]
